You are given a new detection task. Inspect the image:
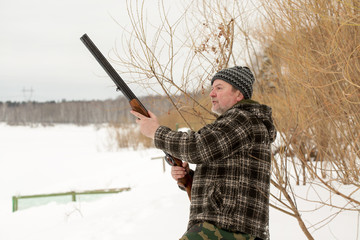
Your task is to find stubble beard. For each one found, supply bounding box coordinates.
[211,105,226,115]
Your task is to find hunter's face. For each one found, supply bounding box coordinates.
[209,79,244,115]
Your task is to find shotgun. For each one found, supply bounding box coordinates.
[80,33,193,200]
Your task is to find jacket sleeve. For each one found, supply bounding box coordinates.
[154,109,253,164]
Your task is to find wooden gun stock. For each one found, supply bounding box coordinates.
[173,157,193,200]
[178,175,193,200]
[165,154,193,200]
[81,33,192,200]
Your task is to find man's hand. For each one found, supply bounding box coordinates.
[130,110,160,139]
[171,161,190,181]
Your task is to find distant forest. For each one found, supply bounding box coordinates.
[0,96,173,125]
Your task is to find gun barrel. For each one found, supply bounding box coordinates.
[80,34,136,100]
[80,33,149,117]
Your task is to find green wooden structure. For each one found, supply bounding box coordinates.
[12,187,130,212]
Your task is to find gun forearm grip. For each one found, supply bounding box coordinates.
[129,99,150,118]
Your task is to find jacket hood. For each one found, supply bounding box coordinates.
[233,99,277,143]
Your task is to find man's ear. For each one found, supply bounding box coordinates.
[236,91,244,102]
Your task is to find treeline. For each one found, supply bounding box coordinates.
[0,96,172,125]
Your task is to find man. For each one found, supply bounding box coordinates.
[131,66,276,240]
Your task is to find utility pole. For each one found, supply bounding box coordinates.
[22,87,34,102]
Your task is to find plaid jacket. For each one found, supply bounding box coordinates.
[154,100,276,240]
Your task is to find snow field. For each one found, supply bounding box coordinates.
[0,124,358,239]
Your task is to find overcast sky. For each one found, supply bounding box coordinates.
[0,0,156,102]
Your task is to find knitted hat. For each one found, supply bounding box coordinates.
[211,66,255,99]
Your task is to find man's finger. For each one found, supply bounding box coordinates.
[130,110,145,119]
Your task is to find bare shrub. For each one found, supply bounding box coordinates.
[112,0,360,239]
[108,123,154,150]
[254,0,360,238]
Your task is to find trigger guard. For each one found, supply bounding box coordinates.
[164,154,176,166]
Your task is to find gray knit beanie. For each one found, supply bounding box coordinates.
[211,66,255,99]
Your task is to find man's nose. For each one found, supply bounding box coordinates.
[209,89,216,97]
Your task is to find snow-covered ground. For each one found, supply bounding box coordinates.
[0,123,358,239]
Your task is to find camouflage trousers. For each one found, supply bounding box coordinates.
[179,222,256,240]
